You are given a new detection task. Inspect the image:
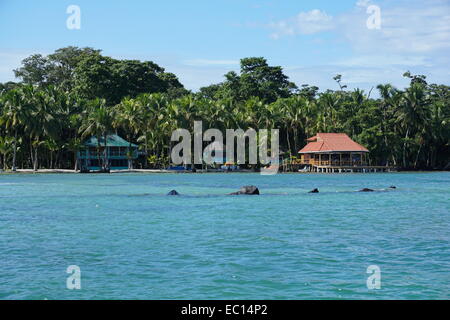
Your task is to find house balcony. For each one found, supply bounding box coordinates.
[77,149,138,160]
[299,159,368,167]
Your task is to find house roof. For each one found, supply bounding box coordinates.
[83,134,138,148]
[299,133,369,153]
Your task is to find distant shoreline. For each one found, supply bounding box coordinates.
[0,169,448,174]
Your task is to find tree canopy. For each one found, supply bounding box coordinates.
[14,46,188,104]
[1,48,449,171]
[198,57,297,103]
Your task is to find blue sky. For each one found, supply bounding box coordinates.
[0,0,449,93]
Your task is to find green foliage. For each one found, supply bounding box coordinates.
[1,51,449,171]
[13,46,187,105]
[198,57,297,103]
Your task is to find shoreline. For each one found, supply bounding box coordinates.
[0,168,448,174]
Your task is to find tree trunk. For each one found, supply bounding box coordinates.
[294,127,299,153]
[97,138,101,172]
[103,134,108,171]
[414,143,423,169]
[128,137,132,170]
[33,146,38,171]
[144,135,148,168]
[402,128,410,169]
[12,130,17,171]
[30,141,34,170]
[286,129,291,155]
[55,151,59,169]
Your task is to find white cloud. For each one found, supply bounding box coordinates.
[267,1,450,55]
[265,1,450,92]
[339,1,450,54]
[269,9,334,39]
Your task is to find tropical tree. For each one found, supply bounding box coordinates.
[0,136,13,170]
[1,87,29,171]
[114,98,142,169]
[397,83,430,168]
[79,98,113,171]
[23,86,59,171]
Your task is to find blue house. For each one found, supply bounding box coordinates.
[77,134,139,171]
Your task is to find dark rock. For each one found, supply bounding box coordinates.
[167,190,180,196]
[359,188,374,192]
[229,186,260,195]
[309,188,320,193]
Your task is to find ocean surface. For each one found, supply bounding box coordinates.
[0,172,449,300]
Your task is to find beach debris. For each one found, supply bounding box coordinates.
[167,190,180,196]
[359,188,374,192]
[309,188,320,193]
[229,185,260,195]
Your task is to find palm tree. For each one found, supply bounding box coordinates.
[24,86,58,171]
[397,83,430,168]
[377,84,399,166]
[1,87,28,171]
[282,96,308,153]
[0,136,13,170]
[67,137,83,171]
[316,92,341,133]
[425,96,449,167]
[79,98,113,171]
[114,98,142,169]
[135,93,171,166]
[64,95,86,170]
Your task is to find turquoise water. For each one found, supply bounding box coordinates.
[0,172,449,300]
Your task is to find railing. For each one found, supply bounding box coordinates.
[78,149,138,159]
[300,159,366,166]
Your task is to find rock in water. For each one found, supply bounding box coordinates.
[309,188,319,193]
[167,190,180,196]
[359,188,374,192]
[230,186,260,195]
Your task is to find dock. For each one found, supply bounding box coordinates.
[307,165,395,173]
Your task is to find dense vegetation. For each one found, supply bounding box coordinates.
[0,47,449,171]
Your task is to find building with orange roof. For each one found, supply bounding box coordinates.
[298,133,377,173]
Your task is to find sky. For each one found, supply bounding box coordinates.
[0,0,449,94]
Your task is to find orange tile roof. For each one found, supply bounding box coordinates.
[299,133,369,153]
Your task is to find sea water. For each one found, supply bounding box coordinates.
[0,172,449,299]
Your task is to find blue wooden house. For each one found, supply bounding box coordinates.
[77,134,139,171]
